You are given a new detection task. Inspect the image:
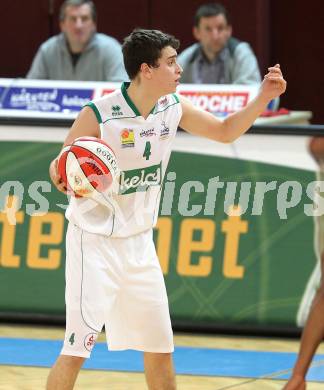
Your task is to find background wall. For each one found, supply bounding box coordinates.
[1,0,323,123]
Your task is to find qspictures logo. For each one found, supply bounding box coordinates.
[119,163,161,194]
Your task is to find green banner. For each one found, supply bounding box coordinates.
[157,151,317,327]
[0,140,318,328]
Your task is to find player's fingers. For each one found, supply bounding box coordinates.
[53,175,63,186]
[52,158,60,176]
[50,159,62,183]
[268,64,282,72]
[263,74,286,88]
[266,78,287,90]
[266,78,286,86]
[267,68,282,77]
[268,63,280,69]
[53,166,64,184]
[56,182,67,194]
[264,74,284,81]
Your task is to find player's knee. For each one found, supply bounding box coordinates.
[60,354,86,369]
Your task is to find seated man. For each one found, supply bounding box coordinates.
[178,2,261,85]
[27,0,127,81]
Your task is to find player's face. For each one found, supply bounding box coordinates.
[151,46,182,95]
[60,4,96,50]
[194,14,232,57]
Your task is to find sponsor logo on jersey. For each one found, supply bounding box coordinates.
[120,129,135,148]
[119,163,161,194]
[84,333,97,352]
[140,128,156,137]
[158,96,168,106]
[112,105,123,116]
[159,121,170,140]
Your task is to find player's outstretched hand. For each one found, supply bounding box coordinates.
[49,158,67,194]
[260,64,287,101]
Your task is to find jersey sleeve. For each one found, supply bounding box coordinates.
[84,101,103,124]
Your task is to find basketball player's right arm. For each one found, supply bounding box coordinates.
[179,64,286,143]
[49,106,100,193]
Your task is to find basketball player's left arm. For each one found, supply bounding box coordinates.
[49,106,100,193]
[179,64,286,143]
[63,106,100,147]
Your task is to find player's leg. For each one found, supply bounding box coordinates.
[282,375,305,390]
[296,260,321,327]
[46,224,107,389]
[296,179,324,328]
[144,352,176,390]
[283,251,324,389]
[46,355,85,390]
[104,230,176,388]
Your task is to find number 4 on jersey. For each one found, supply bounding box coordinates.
[143,141,152,160]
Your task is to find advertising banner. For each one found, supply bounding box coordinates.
[0,79,258,117]
[0,133,320,330]
[1,87,94,113]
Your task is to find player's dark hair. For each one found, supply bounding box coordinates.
[122,29,180,80]
[59,0,97,22]
[194,3,230,27]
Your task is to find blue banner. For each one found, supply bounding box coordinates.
[2,87,94,113]
[0,86,6,108]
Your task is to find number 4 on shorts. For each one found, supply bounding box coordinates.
[69,332,75,345]
[143,141,152,160]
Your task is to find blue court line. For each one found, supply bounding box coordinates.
[0,337,324,382]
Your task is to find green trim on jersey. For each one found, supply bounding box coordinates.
[149,105,155,115]
[152,101,179,115]
[103,115,137,124]
[85,102,102,124]
[121,82,156,117]
[173,93,179,103]
[121,82,141,116]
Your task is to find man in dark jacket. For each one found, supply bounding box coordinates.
[178,3,261,85]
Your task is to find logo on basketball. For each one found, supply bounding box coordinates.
[95,147,118,175]
[74,175,82,186]
[84,333,97,352]
[58,137,119,197]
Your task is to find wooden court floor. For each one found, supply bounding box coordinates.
[0,324,323,389]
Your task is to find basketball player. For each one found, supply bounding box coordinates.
[283,136,324,390]
[48,29,286,390]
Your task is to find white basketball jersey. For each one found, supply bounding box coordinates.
[66,82,182,237]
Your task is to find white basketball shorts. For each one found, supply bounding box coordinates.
[61,223,174,358]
